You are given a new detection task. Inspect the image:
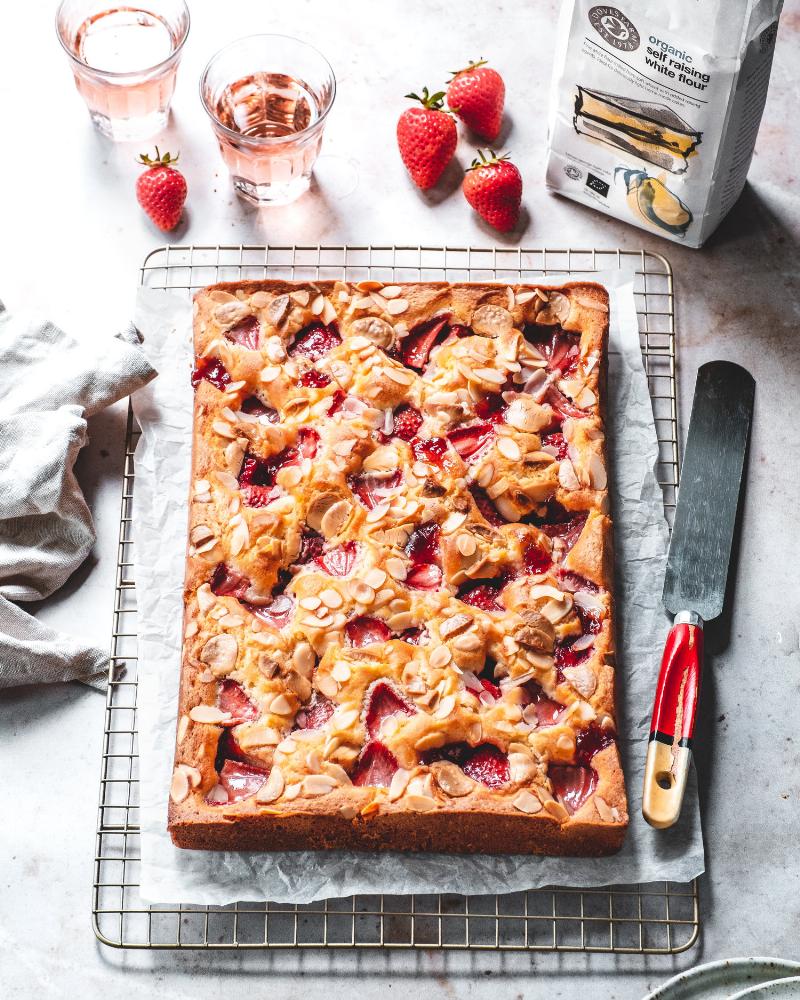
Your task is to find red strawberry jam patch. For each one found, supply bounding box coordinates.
[475,393,508,424]
[191,356,231,391]
[405,521,442,590]
[224,314,260,350]
[400,626,427,645]
[351,741,399,787]
[541,431,568,460]
[295,529,325,566]
[456,577,506,612]
[240,395,278,421]
[410,437,448,468]
[288,322,342,363]
[469,485,506,526]
[327,389,346,416]
[574,723,615,766]
[380,403,423,443]
[249,595,294,630]
[345,616,393,648]
[422,742,510,788]
[210,562,250,600]
[299,368,331,388]
[364,680,416,738]
[548,764,597,815]
[397,316,450,370]
[295,692,334,731]
[523,538,552,575]
[447,423,494,460]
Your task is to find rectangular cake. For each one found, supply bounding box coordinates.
[168,278,628,854]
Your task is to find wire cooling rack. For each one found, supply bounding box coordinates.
[93,245,697,952]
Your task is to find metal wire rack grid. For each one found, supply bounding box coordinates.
[94,244,696,953]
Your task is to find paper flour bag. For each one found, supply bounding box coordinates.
[545,1,784,247]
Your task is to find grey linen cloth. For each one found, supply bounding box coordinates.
[0,300,156,689]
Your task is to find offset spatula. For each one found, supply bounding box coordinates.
[643,361,755,829]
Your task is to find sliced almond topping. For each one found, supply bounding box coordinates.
[385,366,414,386]
[269,694,293,716]
[515,290,536,305]
[563,663,597,699]
[473,367,507,386]
[497,436,522,461]
[284,782,302,800]
[435,693,457,718]
[331,661,351,683]
[333,707,359,730]
[405,793,438,812]
[303,774,339,797]
[386,557,408,581]
[456,534,477,557]
[317,673,340,699]
[218,613,244,628]
[277,737,297,753]
[212,419,237,440]
[388,767,411,801]
[170,767,190,804]
[293,642,315,677]
[439,613,473,639]
[321,298,337,325]
[196,583,216,614]
[300,595,322,611]
[332,439,357,457]
[319,588,343,610]
[429,645,452,669]
[588,453,607,491]
[365,502,390,524]
[595,795,614,822]
[381,285,403,299]
[513,790,543,814]
[558,458,581,491]
[229,519,250,556]
[476,463,494,488]
[363,567,387,589]
[240,724,282,749]
[291,289,310,306]
[256,765,285,804]
[311,293,325,315]
[414,731,447,752]
[387,611,414,631]
[320,499,352,537]
[199,634,238,675]
[453,633,482,652]
[277,465,302,489]
[509,752,537,784]
[322,761,352,785]
[349,579,376,604]
[189,705,232,725]
[486,477,509,499]
[544,799,570,822]
[431,761,475,797]
[441,511,467,534]
[386,298,409,315]
[260,365,281,384]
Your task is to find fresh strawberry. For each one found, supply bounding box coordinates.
[457,578,505,612]
[345,616,393,648]
[315,541,357,577]
[191,356,231,391]
[364,680,416,739]
[389,403,423,441]
[463,150,522,232]
[351,741,399,787]
[295,692,334,731]
[135,147,187,231]
[397,316,450,370]
[397,87,457,190]
[548,764,597,815]
[349,470,403,509]
[446,59,505,141]
[288,322,341,362]
[217,679,260,725]
[225,314,260,350]
[447,422,494,459]
[410,436,448,468]
[212,760,267,804]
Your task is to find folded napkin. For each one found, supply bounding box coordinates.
[0,300,156,689]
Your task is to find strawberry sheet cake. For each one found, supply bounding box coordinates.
[168,278,628,854]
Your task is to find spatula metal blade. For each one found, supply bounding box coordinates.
[663,361,754,622]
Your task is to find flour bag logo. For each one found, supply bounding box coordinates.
[588,6,640,52]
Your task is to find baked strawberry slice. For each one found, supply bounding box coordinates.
[294,528,325,565]
[397,316,450,370]
[541,431,568,460]
[210,562,250,600]
[295,692,334,731]
[523,538,551,574]
[554,640,592,670]
[574,723,615,766]
[217,679,260,724]
[349,470,403,509]
[422,742,509,788]
[557,568,599,594]
[449,323,473,339]
[351,741,399,787]
[364,680,416,738]
[390,403,424,442]
[299,368,331,388]
[288,322,342,362]
[548,764,597,815]
[212,759,267,804]
[541,384,588,421]
[456,577,506,612]
[469,484,506,526]
[534,505,587,554]
[240,395,279,421]
[405,522,440,564]
[410,436,448,468]
[475,393,508,424]
[405,563,443,590]
[224,314,261,350]
[524,326,580,374]
[297,427,319,459]
[345,616,393,648]
[191,356,231,391]
[477,658,502,699]
[315,540,357,577]
[522,681,565,727]
[448,423,494,460]
[249,594,294,629]
[327,389,346,416]
[400,626,427,645]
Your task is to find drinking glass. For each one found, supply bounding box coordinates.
[200,35,336,206]
[56,0,190,141]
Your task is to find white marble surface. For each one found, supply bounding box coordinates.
[1,1,799,997]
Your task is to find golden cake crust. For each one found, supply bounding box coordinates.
[168,279,628,855]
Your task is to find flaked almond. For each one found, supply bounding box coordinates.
[218,613,245,628]
[322,761,352,785]
[509,752,537,784]
[429,645,452,668]
[544,799,570,822]
[405,793,438,812]
[331,662,351,683]
[293,642,315,677]
[300,595,322,611]
[303,774,338,797]
[387,611,414,631]
[239,724,281,748]
[196,583,216,614]
[321,499,352,537]
[435,693,457,718]
[267,294,289,326]
[515,290,536,305]
[284,782,302,800]
[215,300,249,324]
[563,663,597,698]
[363,567,387,589]
[230,519,250,556]
[319,588,343,610]
[513,790,543,814]
[256,765,285,803]
[453,633,482,652]
[349,579,376,604]
[349,315,395,348]
[322,298,337,325]
[269,693,293,716]
[189,704,232,725]
[212,419,237,440]
[472,304,513,337]
[317,673,340,699]
[366,502,390,524]
[476,462,494,488]
[199,634,238,675]
[290,289,310,306]
[431,761,474,797]
[260,365,281,383]
[588,453,607,491]
[441,511,467,534]
[497,436,521,461]
[388,767,411,802]
[177,763,202,788]
[456,534,477,557]
[170,767,191,804]
[439,613,473,639]
[558,458,580,491]
[595,795,614,823]
[310,293,325,315]
[386,557,407,581]
[386,298,409,315]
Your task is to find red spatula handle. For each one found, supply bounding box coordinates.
[642,614,704,829]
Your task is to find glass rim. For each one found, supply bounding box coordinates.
[55,0,191,79]
[199,33,337,147]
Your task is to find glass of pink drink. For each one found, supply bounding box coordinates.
[200,35,336,206]
[56,1,189,141]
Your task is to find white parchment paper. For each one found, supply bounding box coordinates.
[132,271,705,904]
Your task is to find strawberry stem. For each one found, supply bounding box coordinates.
[405,86,448,111]
[448,58,488,80]
[136,146,180,168]
[467,149,511,171]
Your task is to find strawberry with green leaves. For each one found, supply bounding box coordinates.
[397,87,457,190]
[135,147,187,231]
[447,59,505,141]
[462,149,522,232]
